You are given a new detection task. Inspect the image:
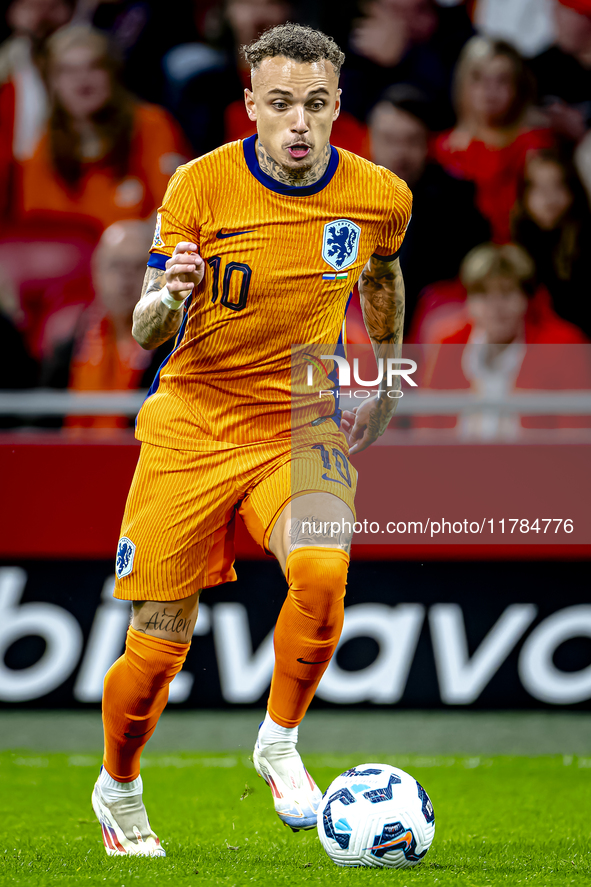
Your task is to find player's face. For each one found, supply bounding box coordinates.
[245,56,341,172]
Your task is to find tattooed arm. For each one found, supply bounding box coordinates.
[359,255,405,347]
[132,242,204,349]
[132,266,183,350]
[345,255,405,455]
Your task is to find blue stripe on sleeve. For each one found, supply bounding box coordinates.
[147,253,168,271]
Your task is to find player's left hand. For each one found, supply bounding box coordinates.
[342,396,396,456]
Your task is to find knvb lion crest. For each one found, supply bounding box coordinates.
[116,536,136,579]
[322,219,361,271]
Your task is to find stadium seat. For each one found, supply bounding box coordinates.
[0,215,101,359]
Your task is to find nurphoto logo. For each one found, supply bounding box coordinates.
[304,354,418,399]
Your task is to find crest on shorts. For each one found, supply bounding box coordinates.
[152,213,164,248]
[116,537,136,578]
[322,219,361,271]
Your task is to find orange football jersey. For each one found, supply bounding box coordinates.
[139,136,412,448]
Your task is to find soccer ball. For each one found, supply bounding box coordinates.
[317,763,435,868]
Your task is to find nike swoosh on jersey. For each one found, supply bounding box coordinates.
[321,472,349,487]
[297,657,331,664]
[216,229,255,238]
[123,729,153,739]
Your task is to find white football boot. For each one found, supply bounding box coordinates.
[92,770,165,857]
[253,737,323,831]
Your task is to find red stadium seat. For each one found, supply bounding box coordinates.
[0,215,101,358]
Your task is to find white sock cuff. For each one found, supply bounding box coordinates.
[257,711,299,748]
[99,766,143,799]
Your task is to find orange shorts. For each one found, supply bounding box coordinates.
[113,429,357,601]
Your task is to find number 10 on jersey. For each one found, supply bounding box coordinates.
[207,256,252,312]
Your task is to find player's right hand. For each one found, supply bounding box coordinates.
[165,242,205,298]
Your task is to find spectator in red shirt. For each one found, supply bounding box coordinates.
[442,242,587,346]
[512,148,591,338]
[432,37,553,243]
[419,242,590,439]
[16,25,190,233]
[367,84,489,332]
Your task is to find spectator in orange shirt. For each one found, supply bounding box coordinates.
[0,0,75,214]
[43,219,173,430]
[17,25,190,233]
[432,37,553,243]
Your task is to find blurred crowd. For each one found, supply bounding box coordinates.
[1,0,591,436]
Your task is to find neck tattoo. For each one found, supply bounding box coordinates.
[256,140,331,187]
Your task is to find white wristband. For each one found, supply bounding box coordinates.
[160,286,188,311]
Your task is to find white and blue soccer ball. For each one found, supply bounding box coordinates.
[317,763,435,868]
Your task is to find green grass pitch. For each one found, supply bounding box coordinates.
[1,751,589,886]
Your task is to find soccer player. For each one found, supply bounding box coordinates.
[92,23,412,856]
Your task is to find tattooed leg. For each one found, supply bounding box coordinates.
[263,492,350,735]
[100,596,197,788]
[131,590,201,642]
[269,491,354,573]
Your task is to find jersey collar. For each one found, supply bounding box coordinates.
[242,135,339,196]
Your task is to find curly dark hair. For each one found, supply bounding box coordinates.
[242,23,344,75]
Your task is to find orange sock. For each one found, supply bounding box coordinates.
[102,626,189,782]
[268,546,349,728]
